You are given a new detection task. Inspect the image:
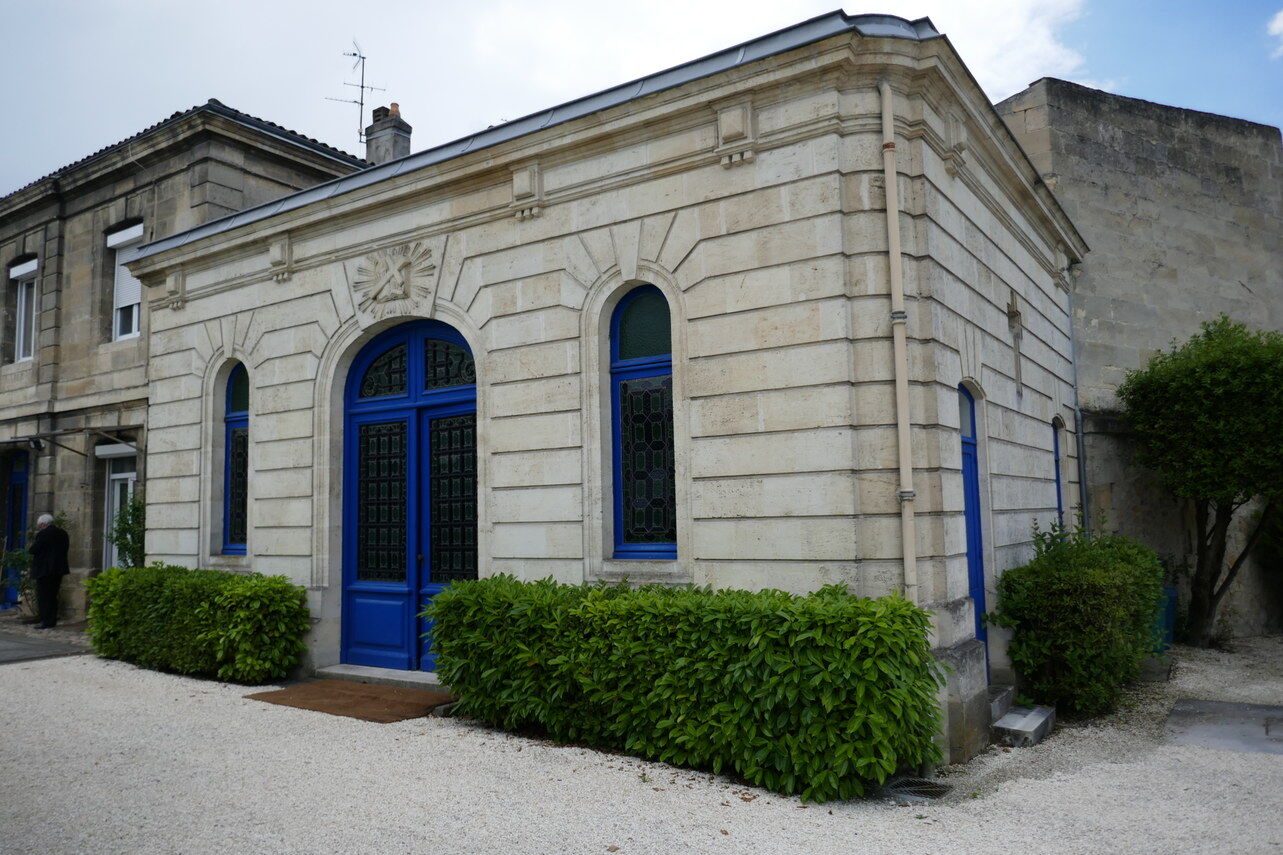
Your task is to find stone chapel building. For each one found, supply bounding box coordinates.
[129,12,1086,761]
[0,102,365,617]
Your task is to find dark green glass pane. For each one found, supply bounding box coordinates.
[360,344,407,398]
[356,421,407,582]
[228,365,249,413]
[429,413,478,582]
[424,339,476,390]
[227,426,249,544]
[619,374,676,543]
[618,291,671,360]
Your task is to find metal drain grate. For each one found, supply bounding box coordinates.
[880,776,953,803]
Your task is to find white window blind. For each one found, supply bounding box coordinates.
[107,224,144,339]
[113,249,143,309]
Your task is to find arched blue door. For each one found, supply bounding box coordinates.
[343,321,477,671]
[958,385,986,646]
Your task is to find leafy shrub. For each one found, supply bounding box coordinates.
[86,564,310,683]
[988,526,1164,716]
[106,493,146,569]
[429,576,942,803]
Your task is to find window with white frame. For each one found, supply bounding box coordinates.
[106,222,144,340]
[8,258,38,362]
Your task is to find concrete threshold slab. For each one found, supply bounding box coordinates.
[314,663,447,692]
[1165,698,1283,755]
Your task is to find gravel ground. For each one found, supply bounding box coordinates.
[1,638,1280,855]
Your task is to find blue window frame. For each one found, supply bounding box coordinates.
[1052,421,1064,526]
[610,285,677,558]
[222,364,249,555]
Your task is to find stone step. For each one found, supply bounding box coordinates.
[993,705,1056,748]
[314,663,448,693]
[989,684,1015,724]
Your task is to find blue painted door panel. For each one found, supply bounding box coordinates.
[343,322,477,672]
[958,386,986,645]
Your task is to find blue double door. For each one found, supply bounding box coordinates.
[958,386,987,649]
[343,322,477,672]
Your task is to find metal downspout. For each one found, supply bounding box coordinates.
[1065,267,1092,535]
[878,80,918,604]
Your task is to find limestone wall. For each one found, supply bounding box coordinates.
[999,79,1283,636]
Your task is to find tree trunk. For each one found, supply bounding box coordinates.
[1185,501,1232,647]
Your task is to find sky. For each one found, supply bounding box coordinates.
[1,0,1280,196]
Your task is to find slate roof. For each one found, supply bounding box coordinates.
[132,11,941,262]
[2,99,367,204]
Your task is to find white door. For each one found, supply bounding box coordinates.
[104,457,137,569]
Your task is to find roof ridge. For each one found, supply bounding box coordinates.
[1,100,367,205]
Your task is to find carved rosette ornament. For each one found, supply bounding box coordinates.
[352,242,438,319]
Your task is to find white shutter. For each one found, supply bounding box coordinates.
[105,222,144,248]
[113,250,143,310]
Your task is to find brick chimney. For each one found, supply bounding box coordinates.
[365,103,412,164]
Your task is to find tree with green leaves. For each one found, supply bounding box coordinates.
[107,493,146,569]
[1117,316,1283,647]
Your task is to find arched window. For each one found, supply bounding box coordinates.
[223,363,249,554]
[610,286,676,557]
[1052,417,1065,526]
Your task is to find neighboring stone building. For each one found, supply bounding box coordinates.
[130,12,1085,762]
[998,79,1283,636]
[0,100,366,618]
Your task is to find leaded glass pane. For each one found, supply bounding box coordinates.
[356,421,408,582]
[228,365,249,413]
[424,339,476,390]
[619,374,676,543]
[430,414,478,582]
[360,344,407,398]
[227,426,249,545]
[617,290,671,360]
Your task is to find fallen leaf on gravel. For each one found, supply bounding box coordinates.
[720,830,729,835]
[607,847,620,852]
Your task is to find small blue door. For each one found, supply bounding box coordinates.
[958,386,986,645]
[343,321,477,672]
[2,455,28,609]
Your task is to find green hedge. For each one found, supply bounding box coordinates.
[428,576,942,802]
[85,564,310,684]
[988,527,1164,716]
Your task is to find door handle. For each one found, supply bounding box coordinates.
[417,554,424,564]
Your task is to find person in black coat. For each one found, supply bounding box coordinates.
[28,514,69,629]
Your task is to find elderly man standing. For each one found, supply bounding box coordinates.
[28,514,69,629]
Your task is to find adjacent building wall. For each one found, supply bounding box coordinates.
[0,111,363,619]
[998,78,1283,637]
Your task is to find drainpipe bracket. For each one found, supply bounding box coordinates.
[890,310,908,325]
[897,490,916,503]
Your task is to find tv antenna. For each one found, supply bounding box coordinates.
[326,40,385,145]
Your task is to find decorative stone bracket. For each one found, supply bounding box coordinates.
[165,268,186,310]
[268,234,293,282]
[944,114,969,178]
[714,101,756,168]
[510,164,543,221]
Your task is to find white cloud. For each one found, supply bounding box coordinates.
[1269,9,1283,59]
[1,0,1096,194]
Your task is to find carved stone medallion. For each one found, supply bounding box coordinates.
[352,242,438,319]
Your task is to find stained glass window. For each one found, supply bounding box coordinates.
[360,344,407,398]
[223,364,249,554]
[429,414,478,582]
[610,285,677,555]
[356,421,408,582]
[619,375,676,543]
[424,339,476,390]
